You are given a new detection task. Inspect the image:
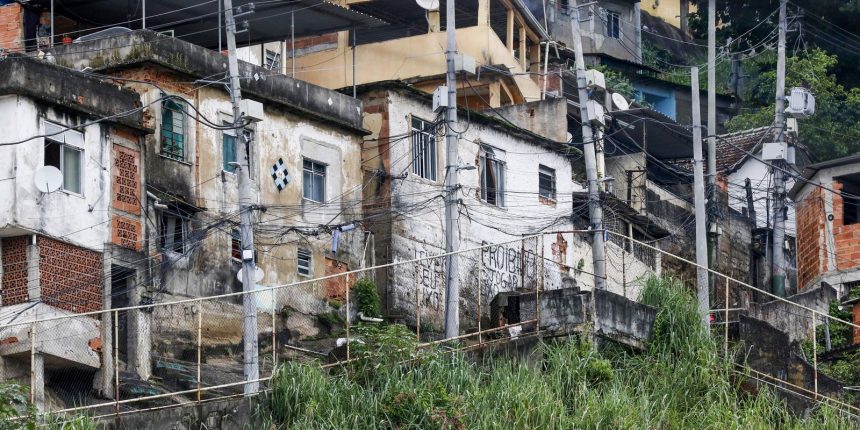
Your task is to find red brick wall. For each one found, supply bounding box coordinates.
[831,181,860,271]
[1,236,30,306]
[0,3,23,52]
[796,188,824,290]
[38,236,103,313]
[323,257,355,301]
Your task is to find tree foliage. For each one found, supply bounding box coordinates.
[726,48,860,161]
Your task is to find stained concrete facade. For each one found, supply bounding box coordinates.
[0,56,149,409]
[357,82,655,332]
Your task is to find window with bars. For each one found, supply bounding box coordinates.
[538,165,556,201]
[43,121,83,194]
[411,116,437,181]
[265,49,282,71]
[303,159,326,203]
[231,229,242,261]
[297,248,312,276]
[161,99,186,161]
[480,145,506,207]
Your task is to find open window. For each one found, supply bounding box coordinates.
[44,121,83,194]
[411,116,437,181]
[303,159,327,203]
[539,165,557,201]
[480,145,506,207]
[161,99,186,161]
[837,174,860,225]
[159,211,188,253]
[605,10,621,39]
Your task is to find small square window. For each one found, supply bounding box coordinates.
[161,99,186,161]
[411,116,437,181]
[303,159,326,203]
[159,212,188,253]
[44,121,83,194]
[297,248,312,277]
[539,165,556,200]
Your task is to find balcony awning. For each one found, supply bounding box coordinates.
[55,0,387,50]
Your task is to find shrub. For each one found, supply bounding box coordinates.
[354,278,382,318]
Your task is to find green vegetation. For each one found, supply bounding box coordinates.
[803,299,860,387]
[354,278,382,318]
[262,276,857,429]
[726,48,860,160]
[0,382,98,429]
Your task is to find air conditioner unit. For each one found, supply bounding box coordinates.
[454,54,477,75]
[240,99,264,122]
[785,87,815,118]
[762,142,788,161]
[584,69,606,90]
[585,100,605,126]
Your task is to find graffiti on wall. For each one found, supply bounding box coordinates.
[414,249,445,311]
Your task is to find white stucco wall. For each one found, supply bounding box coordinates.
[0,95,112,251]
[728,155,797,235]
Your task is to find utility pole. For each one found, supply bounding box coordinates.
[570,0,606,291]
[707,0,718,305]
[691,66,710,326]
[771,0,788,297]
[224,0,259,395]
[443,0,461,339]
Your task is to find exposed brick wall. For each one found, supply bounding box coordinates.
[38,236,103,313]
[831,180,860,272]
[112,144,141,215]
[323,257,355,301]
[0,3,23,52]
[112,216,143,251]
[1,236,30,306]
[796,187,824,290]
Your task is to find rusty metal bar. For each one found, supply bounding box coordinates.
[114,309,120,415]
[271,283,277,375]
[345,273,351,361]
[197,304,202,403]
[812,310,818,399]
[724,276,729,357]
[415,260,421,343]
[477,253,482,345]
[29,322,35,406]
[537,234,543,333]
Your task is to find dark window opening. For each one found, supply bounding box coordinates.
[159,212,188,253]
[838,175,860,226]
[605,11,621,39]
[480,146,505,207]
[539,165,556,200]
[411,116,437,181]
[111,265,135,363]
[231,229,242,261]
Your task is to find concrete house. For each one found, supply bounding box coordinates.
[357,82,656,331]
[0,56,148,409]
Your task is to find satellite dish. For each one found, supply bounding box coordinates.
[34,166,62,193]
[416,0,440,10]
[237,266,265,283]
[611,93,630,111]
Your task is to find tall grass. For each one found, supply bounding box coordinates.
[263,276,857,429]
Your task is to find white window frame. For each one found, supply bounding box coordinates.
[538,165,557,201]
[264,49,282,71]
[297,248,312,277]
[605,10,621,40]
[479,145,506,207]
[43,120,84,196]
[302,158,327,203]
[159,211,188,254]
[411,116,437,181]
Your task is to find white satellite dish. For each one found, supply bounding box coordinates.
[237,266,265,283]
[416,0,440,11]
[611,92,630,111]
[34,166,63,193]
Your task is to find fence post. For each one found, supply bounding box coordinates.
[537,235,543,334]
[812,310,818,399]
[271,285,277,376]
[345,273,351,362]
[114,309,120,415]
[197,303,203,403]
[415,260,421,343]
[477,253,482,345]
[724,277,729,358]
[29,322,35,406]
